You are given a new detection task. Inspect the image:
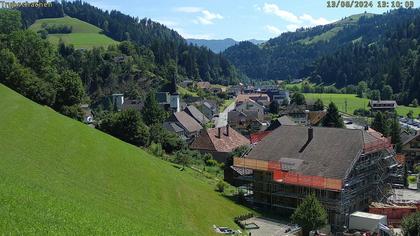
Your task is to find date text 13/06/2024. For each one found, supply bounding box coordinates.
[327,1,414,8]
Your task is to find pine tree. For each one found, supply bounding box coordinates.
[390,117,402,153]
[372,112,388,135]
[141,92,167,126]
[291,194,328,236]
[322,102,344,128]
[313,99,324,111]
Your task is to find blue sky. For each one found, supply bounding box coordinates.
[86,0,394,40]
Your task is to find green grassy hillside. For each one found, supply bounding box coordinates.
[29,16,117,49]
[0,84,247,234]
[304,93,420,117]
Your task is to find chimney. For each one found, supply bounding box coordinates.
[225,125,229,136]
[217,127,221,138]
[299,127,314,153]
[308,127,313,142]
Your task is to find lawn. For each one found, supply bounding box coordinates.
[177,85,198,97]
[304,93,420,117]
[0,84,248,234]
[29,16,117,49]
[220,99,235,111]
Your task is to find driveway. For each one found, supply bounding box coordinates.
[215,99,236,128]
[243,217,298,236]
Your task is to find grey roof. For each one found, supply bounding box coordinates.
[170,111,203,133]
[401,130,419,145]
[369,100,397,108]
[245,126,366,179]
[163,122,184,133]
[184,105,209,125]
[277,116,296,126]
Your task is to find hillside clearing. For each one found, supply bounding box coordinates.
[29,16,117,49]
[0,84,248,235]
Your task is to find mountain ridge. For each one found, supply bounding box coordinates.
[187,38,266,53]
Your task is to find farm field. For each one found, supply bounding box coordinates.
[0,84,248,235]
[304,93,420,117]
[29,16,117,49]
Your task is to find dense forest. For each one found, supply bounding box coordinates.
[304,12,420,105]
[17,1,243,87]
[223,9,420,104]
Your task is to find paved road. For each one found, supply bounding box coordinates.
[215,100,236,128]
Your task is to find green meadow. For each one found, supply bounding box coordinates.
[304,93,420,117]
[0,84,248,235]
[29,16,117,49]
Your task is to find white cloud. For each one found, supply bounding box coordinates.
[174,6,202,13]
[262,3,300,23]
[300,14,334,26]
[265,25,282,35]
[175,6,223,25]
[261,3,336,32]
[196,10,223,25]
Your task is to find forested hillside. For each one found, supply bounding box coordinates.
[17,1,243,87]
[224,9,420,104]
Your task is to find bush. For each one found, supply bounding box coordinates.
[42,23,72,34]
[401,212,420,236]
[216,180,227,193]
[414,165,420,174]
[407,175,417,184]
[205,158,219,167]
[149,142,163,157]
[353,108,371,117]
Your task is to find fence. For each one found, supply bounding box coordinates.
[234,157,343,191]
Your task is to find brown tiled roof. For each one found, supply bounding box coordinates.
[170,111,203,133]
[190,126,250,153]
[245,126,367,179]
[197,81,211,89]
[236,94,270,103]
[308,111,327,125]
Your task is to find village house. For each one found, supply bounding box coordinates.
[164,111,202,142]
[265,89,290,105]
[369,100,397,112]
[183,105,209,125]
[190,125,250,163]
[111,93,124,111]
[228,110,264,134]
[236,94,270,107]
[156,91,180,113]
[227,85,242,98]
[232,126,398,233]
[401,129,420,171]
[180,80,194,88]
[235,99,265,121]
[195,100,218,119]
[121,99,144,113]
[280,104,308,125]
[196,81,211,90]
[266,115,296,131]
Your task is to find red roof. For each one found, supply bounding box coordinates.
[250,131,271,144]
[190,126,249,153]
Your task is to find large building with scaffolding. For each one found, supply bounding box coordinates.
[232,125,399,233]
